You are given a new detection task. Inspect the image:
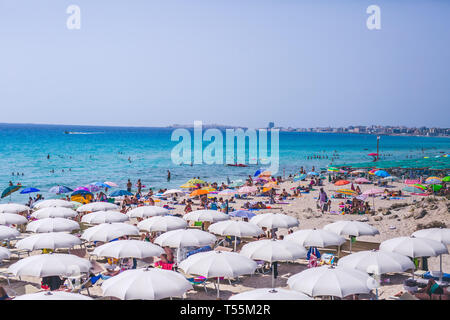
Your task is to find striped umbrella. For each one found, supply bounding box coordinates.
[49,185,73,194]
[403,186,424,193]
[1,185,22,199]
[335,189,357,196]
[425,177,442,185]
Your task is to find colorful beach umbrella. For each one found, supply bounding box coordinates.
[442,176,450,182]
[180,183,197,189]
[1,185,22,198]
[238,186,258,194]
[229,210,256,219]
[334,180,350,186]
[19,187,40,194]
[307,172,319,176]
[327,167,339,172]
[189,189,209,197]
[403,186,424,193]
[335,189,357,196]
[425,177,442,185]
[91,182,110,188]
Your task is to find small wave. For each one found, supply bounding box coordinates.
[64,132,103,135]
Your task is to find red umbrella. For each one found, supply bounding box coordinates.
[334,180,350,186]
[368,153,378,156]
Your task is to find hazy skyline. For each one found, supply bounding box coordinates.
[1,0,449,129]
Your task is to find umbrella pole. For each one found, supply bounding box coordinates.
[271,262,275,289]
[234,236,237,252]
[349,237,352,253]
[217,277,220,299]
[440,254,443,282]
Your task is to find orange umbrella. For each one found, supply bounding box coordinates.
[190,189,209,197]
[334,180,350,186]
[263,181,277,188]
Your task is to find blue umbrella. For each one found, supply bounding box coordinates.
[71,190,93,197]
[294,174,307,182]
[307,172,319,176]
[110,190,133,197]
[49,185,73,194]
[229,210,256,219]
[374,170,390,178]
[254,169,264,177]
[20,187,40,194]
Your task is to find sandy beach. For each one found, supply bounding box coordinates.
[1,177,448,300]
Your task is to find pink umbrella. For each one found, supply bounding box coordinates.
[355,178,370,184]
[238,186,258,194]
[405,179,420,185]
[104,181,118,188]
[87,185,100,192]
[362,188,384,196]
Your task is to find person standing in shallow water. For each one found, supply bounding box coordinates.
[167,170,171,181]
[127,179,132,193]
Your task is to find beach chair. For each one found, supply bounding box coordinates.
[187,276,208,293]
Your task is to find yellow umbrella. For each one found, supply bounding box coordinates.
[180,183,197,189]
[187,179,206,184]
[262,187,273,192]
[263,181,277,188]
[200,187,216,192]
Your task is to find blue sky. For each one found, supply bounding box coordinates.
[0,0,449,128]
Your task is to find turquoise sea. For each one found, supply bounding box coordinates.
[0,123,449,204]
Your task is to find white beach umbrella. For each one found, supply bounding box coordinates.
[0,203,29,214]
[162,189,184,197]
[137,216,187,232]
[0,225,20,240]
[81,223,139,243]
[27,218,80,233]
[380,237,448,258]
[183,210,230,223]
[412,228,450,245]
[380,236,448,279]
[31,207,78,219]
[101,268,193,300]
[229,288,313,300]
[411,228,450,281]
[323,221,379,237]
[14,291,93,300]
[154,229,216,249]
[8,253,91,277]
[337,250,415,275]
[323,220,379,252]
[15,232,81,250]
[285,229,346,248]
[240,239,307,288]
[32,199,74,210]
[0,247,11,260]
[337,250,415,300]
[208,220,263,238]
[208,220,263,251]
[127,206,169,218]
[240,239,307,263]
[77,202,119,213]
[0,213,28,225]
[249,213,299,231]
[92,240,164,259]
[287,265,378,298]
[81,211,129,224]
[179,250,257,298]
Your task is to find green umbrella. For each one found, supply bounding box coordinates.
[431,184,443,192]
[443,176,450,182]
[1,185,22,198]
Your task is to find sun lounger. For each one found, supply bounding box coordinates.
[187,276,208,293]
